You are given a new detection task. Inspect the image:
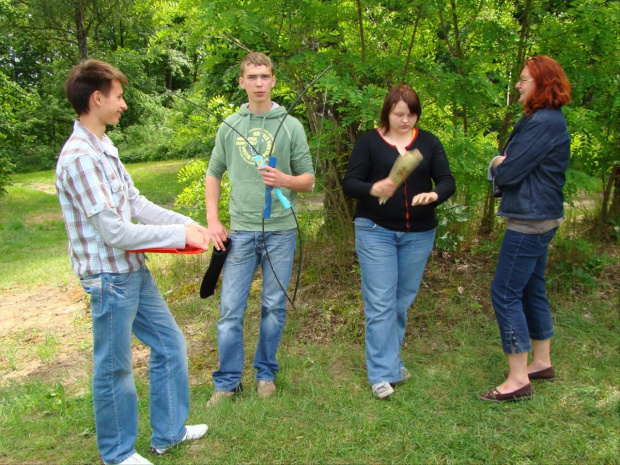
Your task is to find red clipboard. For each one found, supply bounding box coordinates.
[126,246,204,254]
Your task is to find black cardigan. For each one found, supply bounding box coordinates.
[342,128,456,232]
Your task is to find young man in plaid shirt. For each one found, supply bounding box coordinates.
[56,59,209,465]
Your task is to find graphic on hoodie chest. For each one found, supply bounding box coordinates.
[237,127,275,165]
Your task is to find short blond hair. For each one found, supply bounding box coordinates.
[240,52,274,76]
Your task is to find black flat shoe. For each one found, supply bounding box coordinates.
[478,383,533,403]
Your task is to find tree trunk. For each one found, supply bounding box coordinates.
[609,166,620,224]
[601,164,620,225]
[355,0,366,63]
[303,95,354,239]
[75,0,88,61]
[403,4,423,79]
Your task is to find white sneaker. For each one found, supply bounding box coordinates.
[151,424,208,455]
[105,452,153,465]
[372,382,394,399]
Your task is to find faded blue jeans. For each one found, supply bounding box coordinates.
[80,266,189,464]
[491,228,557,354]
[212,229,296,391]
[355,218,436,385]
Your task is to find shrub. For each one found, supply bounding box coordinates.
[175,159,231,225]
[547,236,614,293]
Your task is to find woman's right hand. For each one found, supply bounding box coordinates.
[370,178,397,198]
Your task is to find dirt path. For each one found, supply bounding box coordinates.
[0,285,94,392]
[0,283,207,393]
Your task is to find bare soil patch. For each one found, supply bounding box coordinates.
[0,284,208,393]
[0,285,93,392]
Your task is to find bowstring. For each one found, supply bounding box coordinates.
[261,64,332,310]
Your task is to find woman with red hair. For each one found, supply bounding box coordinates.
[480,56,571,402]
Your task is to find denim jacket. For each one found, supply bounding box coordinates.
[494,108,570,219]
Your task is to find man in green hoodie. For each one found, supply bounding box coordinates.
[205,52,315,407]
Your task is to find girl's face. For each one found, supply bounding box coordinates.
[516,65,536,106]
[388,100,418,135]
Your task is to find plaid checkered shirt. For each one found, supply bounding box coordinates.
[56,121,192,277]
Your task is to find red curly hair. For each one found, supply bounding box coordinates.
[522,56,571,115]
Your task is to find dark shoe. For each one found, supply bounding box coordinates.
[528,366,556,381]
[478,383,533,403]
[503,366,556,381]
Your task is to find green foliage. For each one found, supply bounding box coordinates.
[0,154,13,196]
[110,123,174,163]
[548,236,615,293]
[175,159,231,225]
[435,203,471,252]
[1,0,619,236]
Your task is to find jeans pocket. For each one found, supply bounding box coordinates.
[537,227,558,247]
[80,275,102,295]
[273,228,295,237]
[354,217,377,231]
[106,271,132,287]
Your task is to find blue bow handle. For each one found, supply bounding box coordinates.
[254,156,291,219]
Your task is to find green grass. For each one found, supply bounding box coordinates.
[0,161,618,464]
[1,290,618,464]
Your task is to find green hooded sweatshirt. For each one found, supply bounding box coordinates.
[207,103,314,231]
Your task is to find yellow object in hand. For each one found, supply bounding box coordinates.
[379,149,423,205]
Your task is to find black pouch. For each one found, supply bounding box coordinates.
[200,238,231,298]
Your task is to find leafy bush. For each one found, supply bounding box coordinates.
[110,123,178,163]
[435,203,471,252]
[175,159,231,225]
[0,150,14,195]
[547,236,614,293]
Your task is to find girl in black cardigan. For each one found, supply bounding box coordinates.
[343,85,455,399]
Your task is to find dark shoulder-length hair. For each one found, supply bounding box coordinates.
[523,55,571,115]
[379,85,421,132]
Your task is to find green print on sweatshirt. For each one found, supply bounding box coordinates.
[237,127,276,165]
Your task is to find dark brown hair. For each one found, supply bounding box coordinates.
[379,85,421,132]
[522,55,571,115]
[65,60,128,116]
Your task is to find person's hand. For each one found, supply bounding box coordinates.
[492,155,506,171]
[411,191,438,206]
[206,219,228,251]
[370,178,397,198]
[258,165,288,188]
[185,223,211,251]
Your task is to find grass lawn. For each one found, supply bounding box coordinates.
[0,161,618,464]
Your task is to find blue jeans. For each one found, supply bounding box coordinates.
[354,218,436,385]
[212,229,296,391]
[80,266,189,464]
[491,228,557,354]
